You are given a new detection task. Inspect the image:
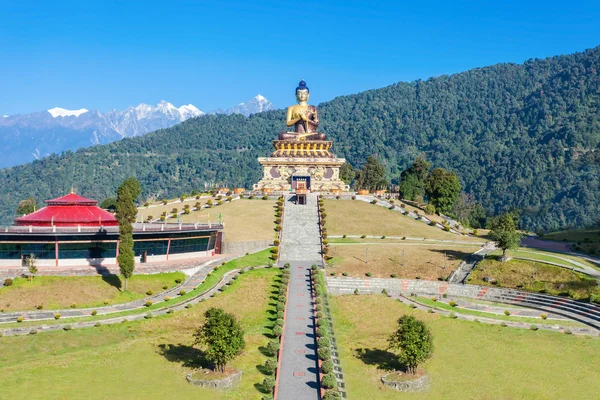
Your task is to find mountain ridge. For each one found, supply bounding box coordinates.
[0,46,599,232]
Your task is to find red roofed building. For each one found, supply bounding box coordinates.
[15,193,118,227]
[0,192,223,268]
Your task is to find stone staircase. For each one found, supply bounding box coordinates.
[279,194,322,264]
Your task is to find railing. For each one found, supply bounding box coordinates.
[1,223,224,235]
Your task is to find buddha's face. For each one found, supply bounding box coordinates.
[296,89,309,103]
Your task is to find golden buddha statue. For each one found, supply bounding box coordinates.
[279,80,326,141]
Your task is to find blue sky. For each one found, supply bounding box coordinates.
[1,0,599,115]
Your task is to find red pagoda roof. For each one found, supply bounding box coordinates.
[15,193,118,227]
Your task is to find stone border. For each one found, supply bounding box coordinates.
[186,368,242,390]
[381,372,429,392]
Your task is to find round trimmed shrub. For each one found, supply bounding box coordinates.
[315,304,322,312]
[262,377,276,393]
[342,272,348,277]
[277,311,284,318]
[318,326,331,339]
[564,329,572,335]
[70,303,77,308]
[316,318,328,328]
[36,304,43,310]
[91,310,97,316]
[167,309,174,314]
[317,347,331,361]
[276,302,285,312]
[449,300,457,307]
[540,313,548,320]
[317,311,324,319]
[104,300,109,305]
[29,329,38,335]
[448,312,457,319]
[500,322,507,327]
[530,324,538,331]
[366,272,372,277]
[179,289,187,296]
[323,391,341,400]
[264,359,277,375]
[63,325,72,331]
[390,274,397,278]
[504,310,511,316]
[54,313,61,320]
[267,340,280,356]
[145,312,153,319]
[321,373,337,389]
[162,285,168,290]
[175,278,182,284]
[276,318,284,327]
[146,290,153,296]
[17,316,23,323]
[164,296,171,302]
[145,300,153,307]
[273,325,283,337]
[322,359,334,374]
[318,337,331,348]
[4,278,13,286]
[94,322,101,327]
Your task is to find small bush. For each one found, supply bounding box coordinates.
[276,302,286,312]
[381,288,388,295]
[354,288,359,295]
[318,337,331,348]
[315,304,322,312]
[104,300,109,305]
[264,359,277,375]
[442,293,448,298]
[427,308,434,313]
[530,324,538,331]
[390,273,397,278]
[366,272,372,277]
[145,300,153,307]
[431,297,437,302]
[175,278,182,284]
[17,316,23,323]
[318,347,331,361]
[145,312,153,319]
[29,329,38,335]
[323,391,341,400]
[277,311,284,319]
[91,310,97,316]
[4,278,13,286]
[179,289,187,296]
[322,373,337,389]
[540,313,547,320]
[164,296,171,302]
[146,290,153,296]
[500,322,507,327]
[54,313,61,320]
[276,318,284,327]
[267,340,280,356]
[167,309,174,314]
[322,359,334,374]
[449,312,457,319]
[94,322,101,327]
[162,285,168,290]
[70,303,77,308]
[262,377,276,393]
[36,304,43,310]
[564,329,572,335]
[504,310,511,316]
[360,234,366,239]
[409,304,417,309]
[449,301,457,307]
[63,325,72,331]
[342,272,348,276]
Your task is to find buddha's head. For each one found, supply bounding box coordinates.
[295,80,310,103]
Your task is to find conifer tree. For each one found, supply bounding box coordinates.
[116,177,141,291]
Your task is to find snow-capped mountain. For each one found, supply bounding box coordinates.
[0,95,272,168]
[225,94,275,115]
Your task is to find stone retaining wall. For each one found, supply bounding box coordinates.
[186,369,242,389]
[382,373,429,392]
[222,240,272,255]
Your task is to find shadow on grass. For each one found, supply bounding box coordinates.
[100,273,123,292]
[157,343,207,368]
[355,347,404,371]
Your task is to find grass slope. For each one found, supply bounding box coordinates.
[0,272,185,311]
[0,268,278,400]
[324,200,482,242]
[330,294,600,400]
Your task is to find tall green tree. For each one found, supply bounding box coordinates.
[194,307,245,373]
[489,213,522,260]
[356,156,388,191]
[339,162,356,185]
[116,177,141,291]
[388,315,433,374]
[398,156,430,201]
[16,197,37,216]
[425,168,461,214]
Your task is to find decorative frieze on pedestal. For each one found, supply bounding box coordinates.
[254,157,349,193]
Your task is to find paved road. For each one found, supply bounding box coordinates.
[276,194,321,400]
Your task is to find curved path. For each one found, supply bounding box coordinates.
[0,265,267,336]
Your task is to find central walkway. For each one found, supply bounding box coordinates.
[276,193,322,400]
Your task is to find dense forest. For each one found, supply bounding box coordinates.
[1,46,600,232]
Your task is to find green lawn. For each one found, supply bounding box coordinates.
[0,268,279,400]
[0,248,274,329]
[414,297,586,327]
[330,294,600,400]
[0,272,185,311]
[469,257,599,301]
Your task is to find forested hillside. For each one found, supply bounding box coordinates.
[2,47,600,232]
